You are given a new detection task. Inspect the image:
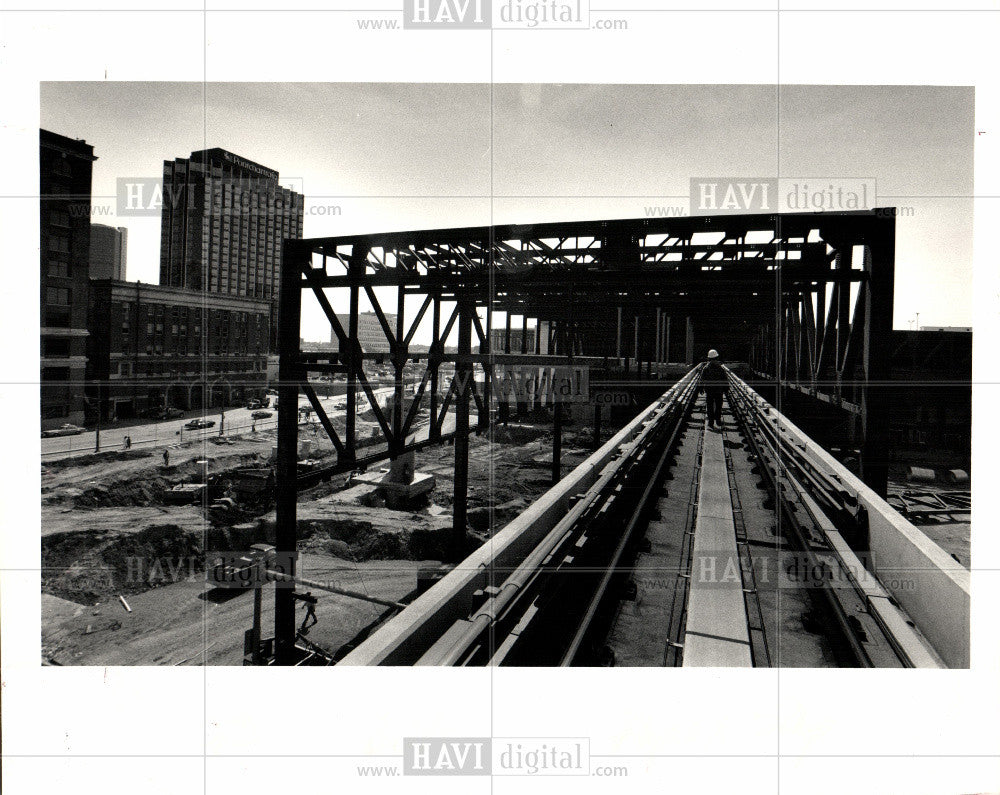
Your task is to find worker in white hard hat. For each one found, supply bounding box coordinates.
[703,349,725,430]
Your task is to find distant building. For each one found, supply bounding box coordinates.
[331,312,396,353]
[919,326,972,333]
[490,326,536,353]
[89,224,127,280]
[301,339,336,353]
[889,329,972,465]
[40,129,96,429]
[86,280,270,420]
[159,148,303,351]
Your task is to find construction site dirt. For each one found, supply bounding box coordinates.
[41,413,604,666]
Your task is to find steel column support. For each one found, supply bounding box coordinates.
[552,323,571,483]
[633,315,639,372]
[835,252,851,404]
[250,583,263,665]
[429,293,440,441]
[392,278,405,454]
[860,218,896,498]
[815,284,826,378]
[479,306,491,433]
[552,399,562,484]
[452,297,473,559]
[345,257,361,457]
[655,307,662,364]
[275,240,305,665]
[517,314,529,416]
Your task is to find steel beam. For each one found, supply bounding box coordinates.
[275,240,305,665]
[452,298,473,560]
[860,216,896,497]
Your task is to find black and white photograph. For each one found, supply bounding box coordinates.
[36,82,973,669]
[3,7,1000,795]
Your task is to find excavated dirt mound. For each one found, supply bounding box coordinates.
[62,477,175,508]
[490,424,550,446]
[42,524,203,604]
[42,452,275,510]
[297,516,454,562]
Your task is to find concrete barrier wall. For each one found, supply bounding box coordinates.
[734,378,970,668]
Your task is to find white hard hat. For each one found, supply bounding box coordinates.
[707,349,719,359]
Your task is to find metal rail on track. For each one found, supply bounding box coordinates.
[338,368,702,666]
[725,370,949,668]
[415,369,702,666]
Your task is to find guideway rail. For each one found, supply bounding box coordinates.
[726,370,951,668]
[339,368,702,665]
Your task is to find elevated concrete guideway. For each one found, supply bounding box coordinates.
[327,365,964,668]
[683,406,753,667]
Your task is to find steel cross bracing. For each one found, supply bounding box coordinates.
[271,209,896,664]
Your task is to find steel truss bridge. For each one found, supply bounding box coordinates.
[261,209,919,666]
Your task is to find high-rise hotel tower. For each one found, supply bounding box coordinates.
[159,148,303,350]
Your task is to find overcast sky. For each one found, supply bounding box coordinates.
[41,82,974,338]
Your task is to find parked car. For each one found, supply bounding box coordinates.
[246,399,262,410]
[41,423,85,438]
[184,418,216,430]
[251,410,273,419]
[157,407,184,419]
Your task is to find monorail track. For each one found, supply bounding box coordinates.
[338,366,953,668]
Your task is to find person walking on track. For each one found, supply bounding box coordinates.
[703,349,726,431]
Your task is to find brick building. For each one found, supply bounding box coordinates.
[40,129,96,429]
[86,280,270,420]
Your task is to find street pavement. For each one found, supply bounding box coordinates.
[40,388,395,459]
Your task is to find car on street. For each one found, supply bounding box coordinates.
[251,410,273,419]
[246,399,262,410]
[157,407,184,419]
[41,423,86,438]
[184,418,216,430]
